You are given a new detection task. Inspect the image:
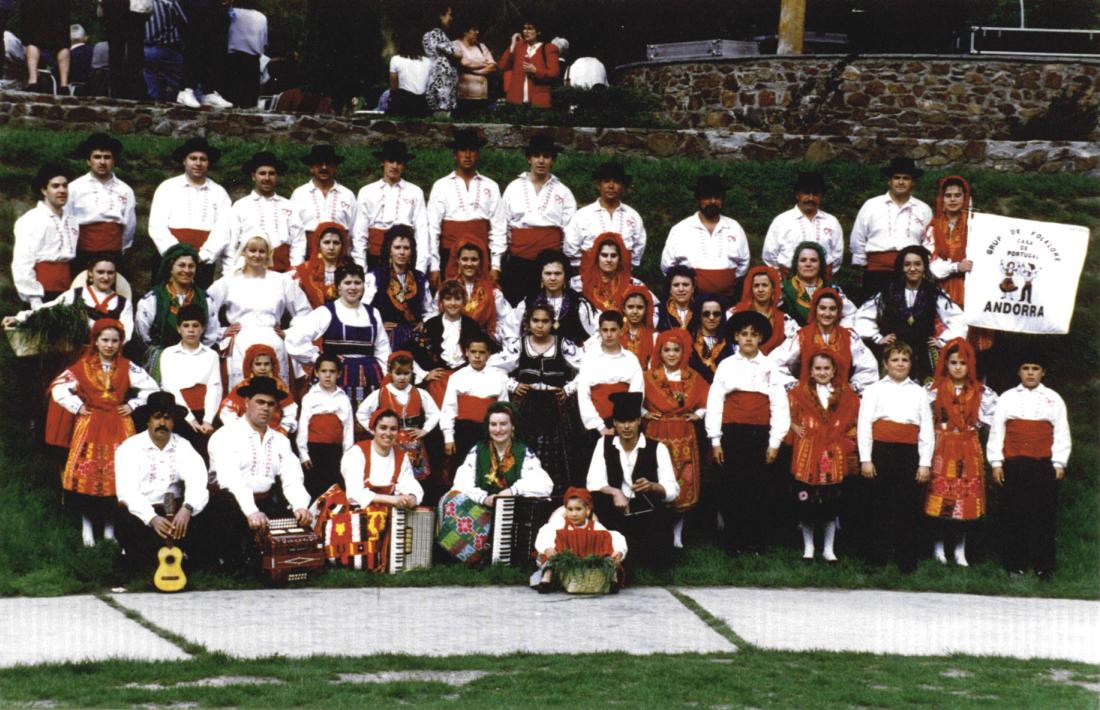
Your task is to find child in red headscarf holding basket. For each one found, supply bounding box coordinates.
[532,486,626,592]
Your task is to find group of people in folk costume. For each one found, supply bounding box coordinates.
[5,128,1071,584]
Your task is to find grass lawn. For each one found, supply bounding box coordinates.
[0,126,1096,600]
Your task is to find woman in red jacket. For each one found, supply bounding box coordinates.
[498,18,559,108]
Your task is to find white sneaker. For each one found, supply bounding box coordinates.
[202,91,233,109]
[176,88,201,108]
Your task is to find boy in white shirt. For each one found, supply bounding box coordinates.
[157,303,221,461]
[297,353,354,500]
[440,333,509,466]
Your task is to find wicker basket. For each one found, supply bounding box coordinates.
[559,566,615,595]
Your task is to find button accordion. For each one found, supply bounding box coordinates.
[255,518,326,584]
[388,506,434,573]
[490,496,556,566]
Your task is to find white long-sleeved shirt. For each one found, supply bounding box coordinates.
[290,180,358,235]
[585,434,679,502]
[51,357,158,413]
[147,175,232,255]
[296,384,354,462]
[200,192,304,272]
[452,444,553,505]
[660,212,750,277]
[853,289,968,345]
[208,418,310,516]
[283,300,391,367]
[704,350,790,449]
[340,443,423,507]
[492,335,584,396]
[767,327,879,393]
[575,347,644,431]
[158,343,222,425]
[66,172,137,251]
[986,383,1071,468]
[425,171,504,272]
[922,221,967,281]
[856,376,935,466]
[495,173,578,270]
[849,192,932,266]
[352,178,429,271]
[13,286,135,343]
[534,506,628,559]
[761,205,844,274]
[115,432,209,526]
[134,290,219,348]
[355,382,440,434]
[562,200,645,267]
[11,201,78,305]
[439,365,509,443]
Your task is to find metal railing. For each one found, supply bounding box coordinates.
[967,26,1100,58]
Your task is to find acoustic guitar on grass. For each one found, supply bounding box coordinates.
[154,546,187,593]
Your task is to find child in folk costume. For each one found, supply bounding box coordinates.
[532,486,627,592]
[857,342,934,572]
[445,238,514,344]
[47,318,158,547]
[618,284,657,370]
[357,351,440,487]
[437,402,554,566]
[409,279,485,406]
[729,265,796,356]
[925,338,998,566]
[705,311,790,555]
[987,343,1070,580]
[217,344,298,434]
[440,332,509,467]
[787,349,860,562]
[297,354,354,501]
[643,328,708,549]
[364,224,435,352]
[157,303,222,461]
[291,222,348,308]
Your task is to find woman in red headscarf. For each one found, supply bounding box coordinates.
[729,265,794,355]
[786,347,860,562]
[215,343,297,434]
[572,232,647,315]
[444,237,512,344]
[619,284,656,370]
[47,318,158,547]
[292,221,349,308]
[643,328,709,546]
[924,337,998,567]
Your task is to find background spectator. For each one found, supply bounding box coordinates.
[69,24,92,87]
[142,0,187,102]
[222,0,267,109]
[498,16,558,108]
[103,0,151,99]
[178,0,231,108]
[388,30,430,118]
[23,0,72,92]
[422,2,458,116]
[452,14,496,118]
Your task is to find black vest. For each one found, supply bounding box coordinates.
[603,436,659,490]
[515,336,574,388]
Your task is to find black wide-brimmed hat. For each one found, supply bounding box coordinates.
[446,127,487,151]
[524,132,563,157]
[172,136,222,164]
[727,309,773,343]
[374,139,414,163]
[237,375,288,401]
[593,162,630,184]
[793,171,826,194]
[693,174,726,198]
[31,161,75,194]
[881,156,924,179]
[74,132,123,158]
[1008,337,1049,369]
[132,391,190,432]
[243,150,287,175]
[301,143,345,166]
[609,391,644,422]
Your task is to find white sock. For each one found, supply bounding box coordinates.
[715,511,725,532]
[800,524,815,558]
[822,521,837,561]
[81,516,95,547]
[672,516,684,549]
[103,522,115,541]
[933,539,947,564]
[954,535,968,567]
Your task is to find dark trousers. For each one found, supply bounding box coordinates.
[142,45,185,101]
[222,51,260,109]
[593,491,673,571]
[452,419,482,469]
[861,269,893,303]
[180,0,227,94]
[1001,457,1059,575]
[115,505,210,573]
[177,409,210,465]
[719,423,772,553]
[305,442,343,501]
[204,487,292,568]
[103,1,146,99]
[500,255,541,307]
[868,441,923,571]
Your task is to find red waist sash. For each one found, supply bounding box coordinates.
[456,393,496,423]
[34,261,71,293]
[590,382,630,420]
[694,267,737,296]
[308,412,345,444]
[866,250,900,273]
[169,227,210,250]
[367,227,387,258]
[722,391,770,426]
[180,384,206,413]
[873,420,919,444]
[1004,419,1054,460]
[441,219,489,253]
[271,243,291,272]
[510,226,563,260]
[78,222,123,252]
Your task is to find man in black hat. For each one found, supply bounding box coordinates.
[762,171,844,278]
[114,391,211,573]
[291,144,358,261]
[200,150,304,274]
[66,132,135,272]
[563,162,646,269]
[660,174,749,299]
[148,138,231,283]
[353,139,429,271]
[497,132,577,305]
[11,162,78,307]
[850,156,933,300]
[426,127,503,289]
[585,390,679,570]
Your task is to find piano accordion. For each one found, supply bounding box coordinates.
[388,506,434,573]
[255,518,325,584]
[490,496,556,566]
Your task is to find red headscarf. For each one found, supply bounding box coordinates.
[381,349,415,385]
[294,221,349,307]
[579,232,633,312]
[732,265,785,354]
[797,288,852,378]
[445,238,497,338]
[619,284,655,369]
[928,175,971,262]
[653,327,693,372]
[562,486,593,509]
[88,317,125,346]
[931,337,982,428]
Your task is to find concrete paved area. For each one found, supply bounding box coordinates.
[1,596,190,668]
[683,587,1100,663]
[109,587,736,657]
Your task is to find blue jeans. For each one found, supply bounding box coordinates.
[142,44,184,101]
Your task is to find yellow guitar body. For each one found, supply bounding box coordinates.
[154,545,187,592]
